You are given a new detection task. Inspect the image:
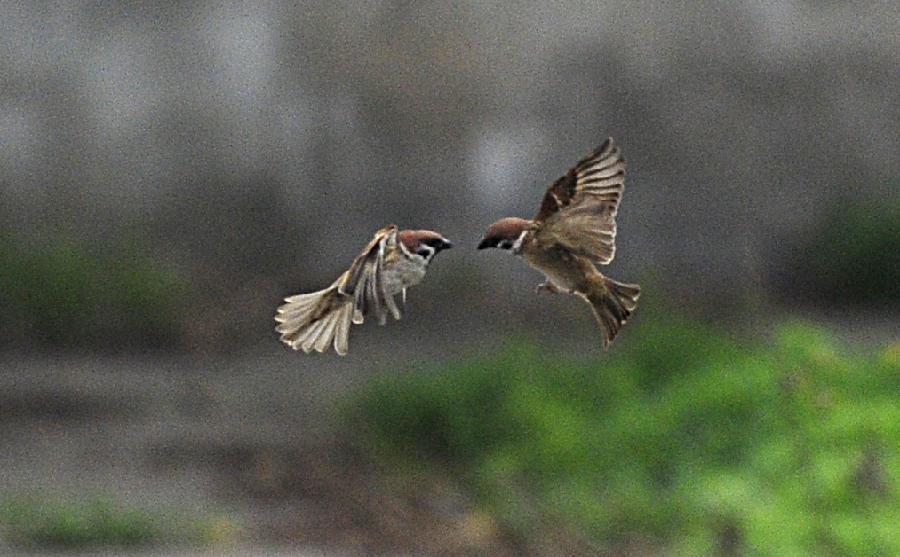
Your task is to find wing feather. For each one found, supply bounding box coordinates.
[533,138,626,264]
[338,225,400,326]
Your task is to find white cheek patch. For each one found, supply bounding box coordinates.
[418,245,435,261]
[511,231,527,253]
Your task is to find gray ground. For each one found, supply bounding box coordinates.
[0,349,344,555]
[2,549,349,557]
[0,322,521,557]
[1,308,894,556]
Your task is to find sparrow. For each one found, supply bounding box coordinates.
[275,225,453,355]
[477,137,640,347]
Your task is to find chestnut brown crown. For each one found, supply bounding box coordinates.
[398,229,453,259]
[477,217,532,250]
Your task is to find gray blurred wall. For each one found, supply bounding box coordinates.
[2,1,898,344]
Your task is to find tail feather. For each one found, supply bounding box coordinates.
[300,316,329,353]
[314,308,343,353]
[275,292,321,330]
[584,277,640,348]
[275,283,355,355]
[333,303,354,356]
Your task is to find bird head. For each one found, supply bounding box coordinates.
[477,217,531,251]
[398,230,453,261]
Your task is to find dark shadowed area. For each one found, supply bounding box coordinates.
[1,2,898,556]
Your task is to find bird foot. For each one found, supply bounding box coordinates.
[535,282,560,294]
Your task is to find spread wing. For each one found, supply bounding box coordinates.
[533,138,625,264]
[337,225,403,325]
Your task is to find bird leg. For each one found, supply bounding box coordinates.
[535,281,562,294]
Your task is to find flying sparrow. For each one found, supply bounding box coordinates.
[276,225,453,355]
[477,137,640,347]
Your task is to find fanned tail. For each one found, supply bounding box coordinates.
[583,276,640,348]
[275,282,355,355]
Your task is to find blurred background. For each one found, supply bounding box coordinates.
[1,2,898,556]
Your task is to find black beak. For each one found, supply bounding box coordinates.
[440,239,453,251]
[476,238,491,250]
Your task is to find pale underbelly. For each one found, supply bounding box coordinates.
[539,266,577,291]
[522,249,578,291]
[382,258,427,295]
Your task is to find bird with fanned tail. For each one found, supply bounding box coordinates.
[477,137,640,347]
[276,225,452,355]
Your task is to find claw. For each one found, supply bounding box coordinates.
[535,282,559,294]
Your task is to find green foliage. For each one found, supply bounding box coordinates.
[0,495,159,549]
[0,232,187,349]
[346,318,900,555]
[787,197,900,304]
[0,494,239,550]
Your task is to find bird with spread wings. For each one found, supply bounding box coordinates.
[478,137,640,346]
[276,225,452,355]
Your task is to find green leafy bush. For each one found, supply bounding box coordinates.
[0,496,159,549]
[0,494,238,550]
[784,197,900,304]
[346,318,900,555]
[0,232,187,349]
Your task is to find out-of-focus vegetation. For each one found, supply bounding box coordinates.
[783,197,900,305]
[347,318,900,556]
[0,232,188,350]
[0,494,239,550]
